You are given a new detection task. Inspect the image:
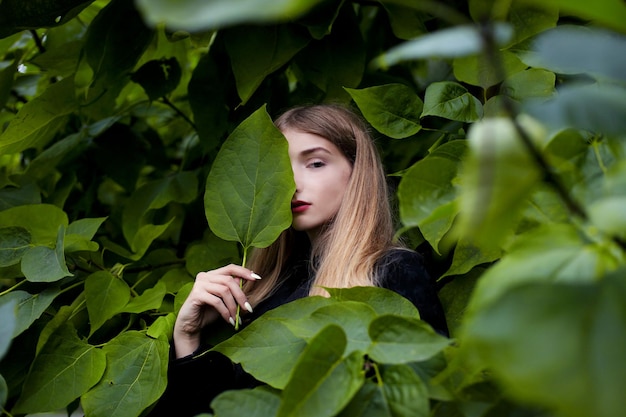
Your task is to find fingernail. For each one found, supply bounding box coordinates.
[238,316,242,325]
[229,317,236,327]
[244,302,253,313]
[251,271,262,280]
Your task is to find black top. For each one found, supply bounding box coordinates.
[147,248,448,417]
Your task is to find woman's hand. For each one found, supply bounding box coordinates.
[173,264,261,358]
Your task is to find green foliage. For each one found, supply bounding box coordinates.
[204,105,295,252]
[211,288,449,417]
[1,0,625,416]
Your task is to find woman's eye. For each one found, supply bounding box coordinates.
[308,160,325,168]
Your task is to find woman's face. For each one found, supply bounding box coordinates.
[284,128,353,241]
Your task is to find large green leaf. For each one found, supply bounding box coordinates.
[371,24,513,68]
[185,230,241,276]
[212,318,307,389]
[277,325,364,417]
[368,315,451,364]
[466,223,626,313]
[212,387,281,417]
[0,183,41,211]
[114,171,198,259]
[380,2,428,40]
[326,286,421,319]
[123,172,198,242]
[525,84,626,138]
[505,2,559,46]
[224,24,310,105]
[258,296,336,321]
[35,304,75,355]
[541,129,605,204]
[0,374,6,410]
[342,364,430,417]
[499,68,556,101]
[516,25,626,82]
[517,0,626,34]
[441,239,501,279]
[121,281,167,314]
[283,301,377,355]
[0,77,77,155]
[437,268,482,337]
[463,273,626,417]
[146,313,176,342]
[21,225,72,282]
[83,0,154,85]
[469,0,558,45]
[12,324,106,414]
[398,140,465,253]
[0,204,68,244]
[453,51,526,89]
[458,115,544,248]
[81,331,169,417]
[64,217,107,253]
[204,105,295,250]
[519,185,570,231]
[0,0,94,38]
[0,58,17,109]
[380,365,430,417]
[0,298,17,358]
[346,84,423,139]
[293,8,365,98]
[136,0,324,31]
[421,82,483,122]
[588,161,626,240]
[22,119,116,182]
[85,271,131,336]
[0,226,31,267]
[0,287,60,338]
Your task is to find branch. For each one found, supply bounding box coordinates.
[161,96,197,130]
[478,22,588,221]
[478,23,626,252]
[29,30,46,54]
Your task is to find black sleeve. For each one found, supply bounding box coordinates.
[377,249,449,337]
[146,349,256,417]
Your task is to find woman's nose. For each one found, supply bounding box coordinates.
[292,166,301,192]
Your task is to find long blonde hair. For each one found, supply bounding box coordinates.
[244,104,400,305]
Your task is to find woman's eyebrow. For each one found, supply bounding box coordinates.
[300,146,332,156]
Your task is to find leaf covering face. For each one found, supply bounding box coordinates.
[204,105,295,250]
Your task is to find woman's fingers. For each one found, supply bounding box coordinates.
[201,264,260,311]
[187,264,260,325]
[211,264,262,282]
[173,264,260,357]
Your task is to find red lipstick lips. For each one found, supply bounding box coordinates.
[291,200,310,213]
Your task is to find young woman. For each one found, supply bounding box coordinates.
[149,104,448,416]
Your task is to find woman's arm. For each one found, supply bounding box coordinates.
[146,265,262,416]
[174,264,260,357]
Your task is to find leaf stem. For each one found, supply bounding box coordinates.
[160,96,197,130]
[0,279,27,297]
[234,249,248,331]
[1,406,15,417]
[591,136,608,175]
[58,281,84,296]
[372,362,383,387]
[29,30,46,54]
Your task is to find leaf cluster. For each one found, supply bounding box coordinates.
[1,0,625,417]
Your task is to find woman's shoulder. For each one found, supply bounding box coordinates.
[376,247,427,274]
[375,247,449,337]
[375,247,433,291]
